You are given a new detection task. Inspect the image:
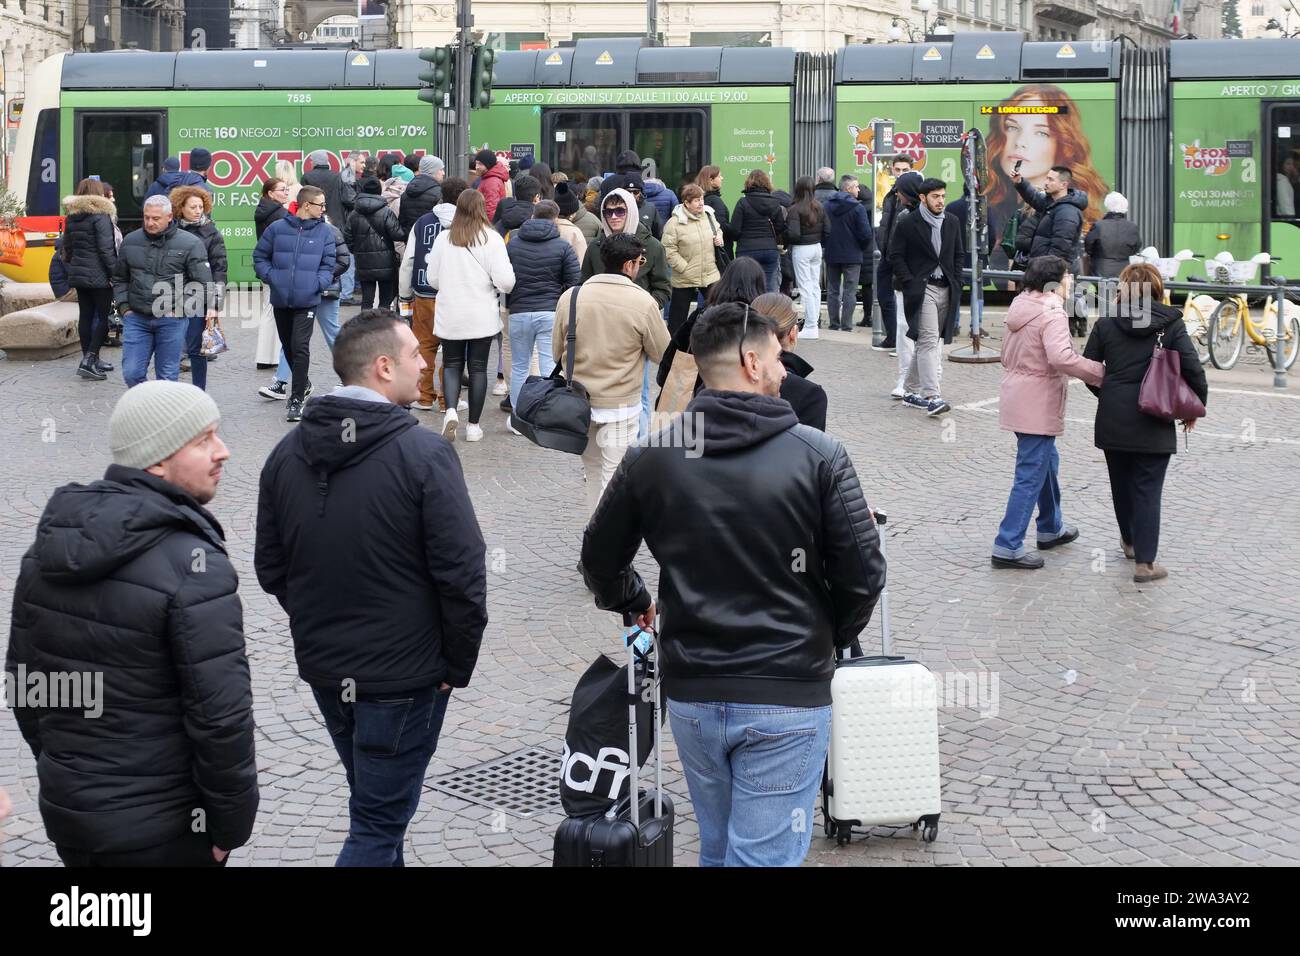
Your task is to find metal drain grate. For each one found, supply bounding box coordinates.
[429,747,563,818]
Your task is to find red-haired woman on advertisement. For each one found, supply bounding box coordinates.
[983,83,1110,271]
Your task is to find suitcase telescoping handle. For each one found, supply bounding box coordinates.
[840,510,890,660]
[622,612,663,830]
[874,510,890,657]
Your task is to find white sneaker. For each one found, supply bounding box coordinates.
[891,387,906,400]
[412,400,436,411]
[507,416,523,436]
[492,379,508,396]
[442,408,458,442]
[465,423,484,442]
[457,397,468,411]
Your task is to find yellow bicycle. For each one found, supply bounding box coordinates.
[1205,253,1300,371]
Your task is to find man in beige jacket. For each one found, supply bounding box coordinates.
[554,233,670,515]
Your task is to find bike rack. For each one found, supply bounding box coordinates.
[966,269,1296,389]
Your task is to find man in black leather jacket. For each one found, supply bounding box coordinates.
[580,302,886,867]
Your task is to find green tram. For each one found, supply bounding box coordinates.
[9,35,1300,286]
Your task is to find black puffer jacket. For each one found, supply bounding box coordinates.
[397,174,441,237]
[1085,212,1142,279]
[61,194,118,289]
[5,466,258,854]
[505,218,581,314]
[1083,301,1208,455]
[345,193,404,282]
[1016,180,1088,264]
[255,395,488,693]
[727,186,787,253]
[322,222,352,299]
[582,390,886,707]
[178,215,229,308]
[113,222,213,318]
[255,196,287,240]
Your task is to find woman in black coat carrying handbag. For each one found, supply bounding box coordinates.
[61,180,119,381]
[1083,262,1208,584]
[726,169,786,294]
[347,177,406,309]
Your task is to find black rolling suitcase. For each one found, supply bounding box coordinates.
[553,619,675,867]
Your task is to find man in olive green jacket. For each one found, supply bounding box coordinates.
[580,188,671,309]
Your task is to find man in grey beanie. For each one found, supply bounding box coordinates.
[301,148,355,229]
[398,154,445,237]
[6,381,259,866]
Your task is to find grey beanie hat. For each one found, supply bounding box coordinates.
[110,381,221,471]
[419,154,445,176]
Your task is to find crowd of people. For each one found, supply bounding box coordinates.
[20,143,1210,870]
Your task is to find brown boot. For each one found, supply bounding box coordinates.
[1133,562,1168,583]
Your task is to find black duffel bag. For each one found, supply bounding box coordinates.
[512,286,591,454]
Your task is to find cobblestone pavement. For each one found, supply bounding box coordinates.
[3,303,1299,867]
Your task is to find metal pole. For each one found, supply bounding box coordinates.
[1274,277,1289,389]
[647,0,658,41]
[870,247,884,347]
[454,0,473,179]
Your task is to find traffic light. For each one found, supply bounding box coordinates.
[470,45,496,109]
[418,46,454,106]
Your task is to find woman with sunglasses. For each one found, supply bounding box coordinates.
[752,292,827,431]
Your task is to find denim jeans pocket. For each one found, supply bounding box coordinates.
[739,725,819,794]
[667,708,713,779]
[354,697,416,757]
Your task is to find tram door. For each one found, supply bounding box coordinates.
[544,108,707,195]
[1267,103,1300,276]
[75,111,165,234]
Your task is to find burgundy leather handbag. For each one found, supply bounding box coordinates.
[1138,331,1206,422]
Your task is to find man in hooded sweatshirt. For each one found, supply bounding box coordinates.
[400,177,469,412]
[580,188,671,308]
[8,381,258,866]
[255,310,486,867]
[580,302,885,867]
[493,174,542,237]
[144,156,208,201]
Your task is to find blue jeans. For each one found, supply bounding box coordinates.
[312,683,452,867]
[340,258,356,301]
[122,311,186,387]
[639,359,651,439]
[992,433,1064,559]
[668,699,831,867]
[185,316,208,391]
[507,310,554,409]
[276,297,341,382]
[741,249,782,294]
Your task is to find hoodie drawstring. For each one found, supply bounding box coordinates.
[316,470,330,516]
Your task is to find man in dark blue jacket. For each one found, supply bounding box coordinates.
[822,177,874,331]
[144,155,210,201]
[505,200,581,431]
[1014,165,1087,266]
[253,185,336,423]
[255,310,487,867]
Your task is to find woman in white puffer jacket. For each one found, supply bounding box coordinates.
[426,188,516,442]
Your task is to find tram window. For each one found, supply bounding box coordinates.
[547,112,620,184]
[26,108,61,217]
[79,113,164,232]
[1271,107,1300,220]
[629,112,706,195]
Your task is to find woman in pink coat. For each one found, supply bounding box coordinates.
[992,256,1104,569]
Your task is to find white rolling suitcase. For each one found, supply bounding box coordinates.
[823,511,942,845]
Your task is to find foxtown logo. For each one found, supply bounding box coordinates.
[848,121,928,171]
[2,664,103,719]
[561,741,632,799]
[181,147,423,189]
[1180,140,1232,176]
[50,886,151,936]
